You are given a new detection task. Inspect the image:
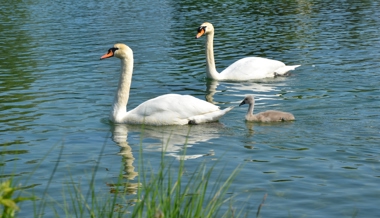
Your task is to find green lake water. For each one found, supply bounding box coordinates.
[1,0,380,217]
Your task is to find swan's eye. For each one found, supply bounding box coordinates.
[106,47,119,55]
[106,48,116,53]
[197,26,206,32]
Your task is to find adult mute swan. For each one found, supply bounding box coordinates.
[196,22,300,81]
[239,95,295,122]
[100,43,233,125]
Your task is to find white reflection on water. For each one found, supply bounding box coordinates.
[112,124,138,180]
[205,79,288,105]
[112,123,225,162]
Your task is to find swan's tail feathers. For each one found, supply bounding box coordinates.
[274,65,301,76]
[189,106,234,124]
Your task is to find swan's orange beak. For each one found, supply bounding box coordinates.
[100,49,114,60]
[195,28,205,39]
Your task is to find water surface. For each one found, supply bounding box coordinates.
[1,0,380,217]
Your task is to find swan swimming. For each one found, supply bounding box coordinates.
[196,22,300,81]
[100,43,233,125]
[239,95,295,122]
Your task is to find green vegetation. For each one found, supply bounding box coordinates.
[0,179,35,218]
[130,154,242,218]
[1,131,255,218]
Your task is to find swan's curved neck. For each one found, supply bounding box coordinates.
[246,102,256,121]
[111,58,133,122]
[205,32,220,80]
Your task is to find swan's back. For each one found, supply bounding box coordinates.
[252,110,295,122]
[220,57,287,80]
[125,94,229,125]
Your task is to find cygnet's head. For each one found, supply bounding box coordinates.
[100,43,133,60]
[239,95,255,107]
[195,22,214,39]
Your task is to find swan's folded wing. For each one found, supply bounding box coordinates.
[255,110,295,122]
[221,57,286,80]
[126,94,227,125]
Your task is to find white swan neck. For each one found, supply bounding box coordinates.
[111,58,133,122]
[205,32,220,80]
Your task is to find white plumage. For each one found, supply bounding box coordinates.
[196,22,300,81]
[100,43,233,125]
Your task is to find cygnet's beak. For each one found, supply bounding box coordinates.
[239,100,246,107]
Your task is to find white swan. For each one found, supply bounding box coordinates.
[195,22,301,81]
[239,95,295,122]
[100,43,233,125]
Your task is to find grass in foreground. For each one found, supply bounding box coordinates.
[1,128,254,218]
[130,152,243,218]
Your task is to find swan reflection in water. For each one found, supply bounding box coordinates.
[110,124,140,195]
[112,124,138,180]
[205,79,287,104]
[112,122,225,165]
[123,123,226,160]
[109,123,225,195]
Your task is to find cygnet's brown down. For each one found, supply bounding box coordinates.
[239,95,295,122]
